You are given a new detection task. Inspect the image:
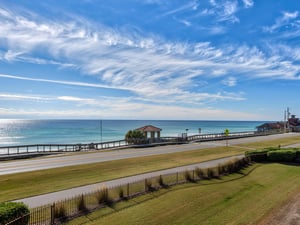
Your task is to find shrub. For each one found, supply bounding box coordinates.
[118,187,124,199]
[0,202,29,225]
[267,150,297,162]
[212,167,220,178]
[77,195,87,212]
[207,168,214,179]
[217,163,226,175]
[145,179,156,192]
[201,168,210,180]
[54,203,67,222]
[184,171,194,182]
[245,149,271,162]
[195,167,204,179]
[157,175,167,188]
[95,185,113,206]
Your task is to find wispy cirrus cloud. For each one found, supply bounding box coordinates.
[205,0,240,24]
[159,1,199,17]
[222,76,237,87]
[242,0,254,8]
[0,101,260,120]
[0,5,300,110]
[263,11,299,33]
[0,93,49,101]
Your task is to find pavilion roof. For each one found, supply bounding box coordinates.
[135,125,162,132]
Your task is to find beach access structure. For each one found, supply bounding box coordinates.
[0,129,284,157]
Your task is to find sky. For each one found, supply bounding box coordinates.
[0,0,300,120]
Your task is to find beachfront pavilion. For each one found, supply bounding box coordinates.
[135,125,162,140]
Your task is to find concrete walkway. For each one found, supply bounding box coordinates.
[14,155,244,208]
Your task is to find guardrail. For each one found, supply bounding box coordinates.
[0,130,284,156]
[188,130,284,142]
[0,140,128,156]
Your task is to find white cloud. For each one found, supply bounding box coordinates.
[242,0,254,8]
[0,73,129,91]
[0,6,300,111]
[160,1,199,17]
[283,11,299,20]
[263,11,299,33]
[209,0,216,6]
[222,76,237,87]
[3,50,24,62]
[0,103,261,120]
[0,93,49,101]
[174,17,192,26]
[212,69,227,76]
[218,1,239,23]
[203,0,240,24]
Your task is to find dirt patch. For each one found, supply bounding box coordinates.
[258,191,300,225]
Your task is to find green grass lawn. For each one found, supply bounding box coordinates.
[1,135,300,203]
[68,163,300,225]
[238,134,300,149]
[0,146,244,202]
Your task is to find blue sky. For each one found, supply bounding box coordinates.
[0,0,299,120]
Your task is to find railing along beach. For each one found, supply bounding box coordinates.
[0,130,284,157]
[0,140,127,156]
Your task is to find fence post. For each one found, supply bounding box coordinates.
[176,172,178,184]
[145,178,147,192]
[51,203,55,225]
[127,183,130,198]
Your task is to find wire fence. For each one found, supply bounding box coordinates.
[5,157,251,225]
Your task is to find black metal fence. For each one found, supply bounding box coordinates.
[5,157,250,225]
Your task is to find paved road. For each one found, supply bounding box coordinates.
[1,132,300,176]
[15,155,244,208]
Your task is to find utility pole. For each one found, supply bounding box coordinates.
[284,109,287,133]
[100,120,103,143]
[287,107,290,132]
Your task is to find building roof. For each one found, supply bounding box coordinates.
[135,125,162,132]
[257,122,284,129]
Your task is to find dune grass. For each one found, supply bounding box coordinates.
[67,163,300,225]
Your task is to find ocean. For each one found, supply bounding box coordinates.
[0,119,267,147]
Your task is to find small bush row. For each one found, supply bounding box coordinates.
[246,147,300,162]
[188,157,250,182]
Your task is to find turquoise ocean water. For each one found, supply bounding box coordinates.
[0,120,267,147]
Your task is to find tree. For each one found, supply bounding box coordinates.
[125,130,145,144]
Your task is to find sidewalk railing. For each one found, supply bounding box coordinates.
[0,130,284,156]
